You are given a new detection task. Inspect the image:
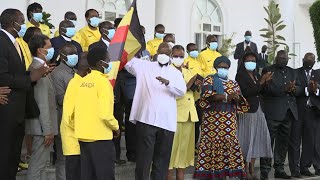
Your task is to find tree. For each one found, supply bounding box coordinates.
[260,0,294,64]
[310,0,320,60]
[219,33,236,58]
[42,12,54,30]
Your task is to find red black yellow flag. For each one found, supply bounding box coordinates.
[107,0,145,87]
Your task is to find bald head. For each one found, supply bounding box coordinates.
[157,42,172,56]
[304,52,316,60]
[59,20,74,35]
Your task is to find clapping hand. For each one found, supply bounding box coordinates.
[227,92,240,103]
[0,86,11,105]
[285,80,296,93]
[260,72,273,85]
[309,80,318,94]
[156,76,170,86]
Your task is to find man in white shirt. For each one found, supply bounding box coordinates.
[125,43,186,180]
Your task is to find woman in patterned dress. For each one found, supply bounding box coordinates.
[194,56,248,179]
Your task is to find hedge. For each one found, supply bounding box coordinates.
[310,1,320,60]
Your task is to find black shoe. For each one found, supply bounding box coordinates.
[301,170,315,177]
[260,172,268,180]
[274,172,291,179]
[291,172,302,178]
[115,159,126,165]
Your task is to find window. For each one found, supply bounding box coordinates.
[192,0,223,50]
[102,0,131,21]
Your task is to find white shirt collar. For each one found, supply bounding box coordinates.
[61,35,72,42]
[1,29,16,44]
[101,38,110,47]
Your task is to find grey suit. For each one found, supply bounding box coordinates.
[25,59,58,180]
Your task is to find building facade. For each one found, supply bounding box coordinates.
[0,0,317,78]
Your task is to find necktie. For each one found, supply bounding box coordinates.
[14,41,22,60]
[307,70,311,83]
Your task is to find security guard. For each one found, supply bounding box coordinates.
[198,35,222,76]
[146,24,165,57]
[26,3,51,37]
[76,9,101,51]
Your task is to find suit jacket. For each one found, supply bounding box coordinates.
[295,67,320,119]
[0,31,31,124]
[257,53,268,69]
[236,67,262,113]
[123,69,136,100]
[50,36,83,64]
[25,59,58,136]
[261,65,299,121]
[88,40,108,50]
[234,41,258,60]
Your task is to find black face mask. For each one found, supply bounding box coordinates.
[275,57,288,68]
[303,60,315,70]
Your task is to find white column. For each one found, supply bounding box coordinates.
[274,0,296,67]
[137,0,156,42]
[155,0,193,47]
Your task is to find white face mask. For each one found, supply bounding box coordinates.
[157,54,171,65]
[167,42,175,48]
[172,57,184,67]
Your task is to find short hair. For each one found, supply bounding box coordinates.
[155,24,165,31]
[186,43,196,52]
[87,47,108,67]
[64,11,76,20]
[28,34,49,57]
[23,27,41,43]
[164,33,174,41]
[276,50,288,57]
[206,35,217,42]
[85,9,98,18]
[304,52,315,60]
[59,43,77,55]
[0,9,20,29]
[27,3,42,20]
[114,18,122,28]
[59,20,73,29]
[99,21,112,33]
[172,45,185,52]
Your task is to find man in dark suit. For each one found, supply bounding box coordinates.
[290,53,320,177]
[260,50,299,180]
[50,20,82,65]
[88,21,114,50]
[0,9,46,180]
[257,45,268,71]
[234,30,258,68]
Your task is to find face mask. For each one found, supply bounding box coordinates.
[69,20,77,26]
[155,32,165,39]
[63,54,78,67]
[217,68,228,79]
[209,42,218,51]
[244,62,257,71]
[89,17,100,27]
[303,60,315,70]
[106,29,115,40]
[157,54,170,65]
[14,22,27,37]
[63,27,76,38]
[43,47,55,61]
[32,12,43,23]
[189,50,199,58]
[168,42,175,48]
[104,62,112,74]
[172,57,184,67]
[245,36,252,42]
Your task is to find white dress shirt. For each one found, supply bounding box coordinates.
[61,35,72,42]
[244,41,251,50]
[304,69,319,97]
[125,57,187,132]
[102,38,110,47]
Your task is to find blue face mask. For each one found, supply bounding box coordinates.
[217,68,228,79]
[44,47,54,61]
[209,42,218,51]
[64,54,78,67]
[104,63,112,74]
[155,32,165,39]
[245,36,252,42]
[32,12,43,23]
[14,22,27,37]
[63,27,76,38]
[68,20,77,27]
[89,17,100,27]
[244,61,257,71]
[189,50,199,58]
[107,29,115,40]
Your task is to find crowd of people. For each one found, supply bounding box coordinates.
[0,2,320,180]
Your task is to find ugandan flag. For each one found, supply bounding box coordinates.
[107,0,146,87]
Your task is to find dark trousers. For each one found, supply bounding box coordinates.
[135,122,174,180]
[0,121,24,180]
[79,140,115,180]
[300,107,320,171]
[195,100,202,146]
[124,99,136,160]
[260,110,293,175]
[113,102,124,159]
[288,111,304,174]
[66,155,81,180]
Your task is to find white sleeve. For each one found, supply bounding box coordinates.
[166,70,187,97]
[305,87,309,97]
[124,57,144,76]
